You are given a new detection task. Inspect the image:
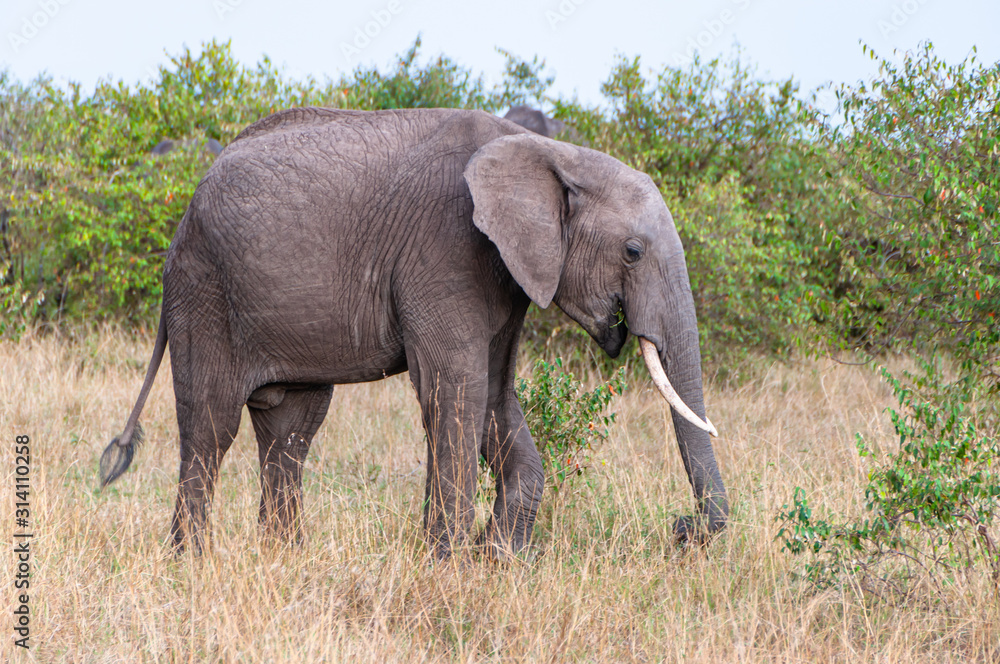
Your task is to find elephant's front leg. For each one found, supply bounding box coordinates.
[478,388,545,557]
[409,352,489,559]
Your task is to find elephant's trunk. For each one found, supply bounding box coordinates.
[631,247,728,540]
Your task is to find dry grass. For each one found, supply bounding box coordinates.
[1,326,997,662]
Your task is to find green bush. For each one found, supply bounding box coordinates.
[671,175,819,357]
[343,38,552,112]
[777,359,1000,590]
[1,40,322,326]
[2,38,995,381]
[826,43,999,379]
[515,358,626,491]
[763,43,1000,595]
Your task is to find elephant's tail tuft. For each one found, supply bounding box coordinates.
[100,423,144,487]
[100,310,167,489]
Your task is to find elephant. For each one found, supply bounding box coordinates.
[502,105,568,139]
[101,107,727,559]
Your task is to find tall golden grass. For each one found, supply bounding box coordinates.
[1,327,997,662]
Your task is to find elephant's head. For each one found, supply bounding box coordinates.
[464,133,728,538]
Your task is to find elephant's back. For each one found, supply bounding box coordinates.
[227,106,524,154]
[229,107,363,144]
[170,107,518,336]
[175,106,529,286]
[192,108,523,245]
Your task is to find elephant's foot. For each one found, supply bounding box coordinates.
[673,512,727,546]
[258,518,305,548]
[424,516,475,562]
[473,514,540,562]
[169,522,209,557]
[425,534,484,566]
[169,493,213,556]
[473,527,514,561]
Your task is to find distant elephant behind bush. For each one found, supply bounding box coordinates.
[502,105,569,139]
[151,137,224,157]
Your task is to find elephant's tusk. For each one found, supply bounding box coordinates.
[639,337,718,437]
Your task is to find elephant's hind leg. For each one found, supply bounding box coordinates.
[169,365,244,554]
[248,385,334,541]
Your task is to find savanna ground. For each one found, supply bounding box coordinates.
[1,327,997,663]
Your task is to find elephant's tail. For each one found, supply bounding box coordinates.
[100,313,168,488]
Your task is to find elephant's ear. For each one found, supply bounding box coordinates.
[464,134,578,308]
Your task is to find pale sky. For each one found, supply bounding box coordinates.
[3,0,998,112]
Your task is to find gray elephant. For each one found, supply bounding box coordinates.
[101,107,726,558]
[502,105,568,139]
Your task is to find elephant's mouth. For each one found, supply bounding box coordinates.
[552,295,628,358]
[597,303,628,358]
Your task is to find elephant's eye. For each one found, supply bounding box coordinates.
[624,239,644,264]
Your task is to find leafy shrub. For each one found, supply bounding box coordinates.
[1,40,322,326]
[777,359,1000,591]
[671,176,820,357]
[3,36,995,384]
[343,38,552,112]
[770,43,1000,596]
[826,43,999,379]
[515,358,626,491]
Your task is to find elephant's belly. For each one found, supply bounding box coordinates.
[235,306,408,386]
[215,231,408,385]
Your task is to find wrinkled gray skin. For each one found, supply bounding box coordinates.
[102,108,727,558]
[503,105,567,139]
